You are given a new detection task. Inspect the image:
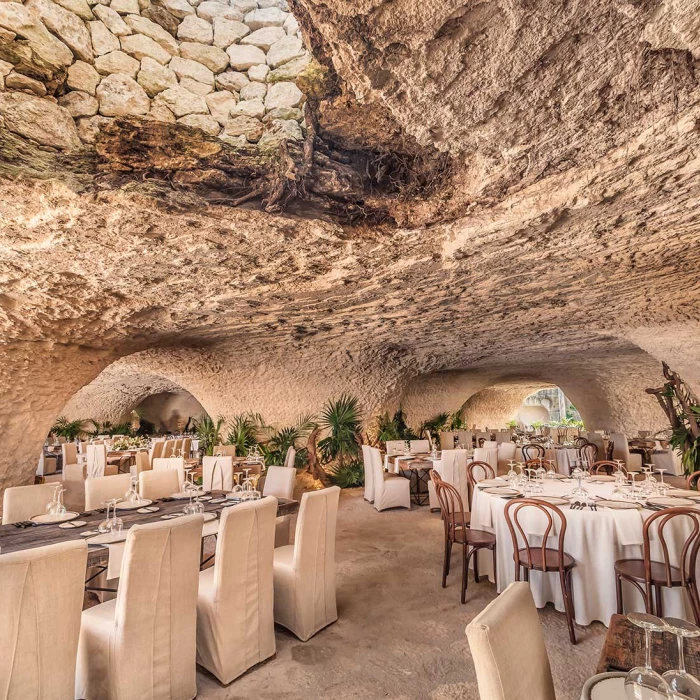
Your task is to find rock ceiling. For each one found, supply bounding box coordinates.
[2,0,700,485]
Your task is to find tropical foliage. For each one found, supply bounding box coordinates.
[50,416,88,440]
[225,412,267,455]
[327,459,364,488]
[318,394,362,467]
[376,407,418,442]
[194,413,226,456]
[260,414,316,468]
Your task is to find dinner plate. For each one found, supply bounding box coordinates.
[169,492,193,500]
[479,479,508,487]
[647,496,696,507]
[667,489,700,499]
[581,672,626,700]
[483,487,521,496]
[58,520,87,529]
[591,475,616,482]
[137,505,160,514]
[30,511,80,525]
[86,531,128,545]
[598,500,641,510]
[537,496,569,506]
[115,499,152,510]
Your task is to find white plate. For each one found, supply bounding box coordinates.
[581,672,626,700]
[483,487,521,496]
[648,496,696,507]
[598,500,641,510]
[30,511,80,525]
[137,506,160,514]
[537,496,569,506]
[169,492,192,500]
[86,531,127,545]
[203,512,216,523]
[115,499,152,510]
[58,520,87,529]
[667,489,700,499]
[591,475,616,482]
[479,479,508,487]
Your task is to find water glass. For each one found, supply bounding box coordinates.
[662,618,700,699]
[625,613,670,699]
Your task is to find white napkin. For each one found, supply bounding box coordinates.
[612,509,644,546]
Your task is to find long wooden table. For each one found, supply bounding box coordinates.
[0,494,299,567]
[598,614,700,676]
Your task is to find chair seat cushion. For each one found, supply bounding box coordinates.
[517,547,575,571]
[273,544,294,573]
[455,528,495,546]
[615,558,684,585]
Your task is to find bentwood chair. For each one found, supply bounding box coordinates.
[273,486,341,641]
[686,470,700,491]
[466,582,556,700]
[522,443,545,461]
[432,473,496,603]
[504,498,577,643]
[593,460,627,476]
[0,540,88,700]
[76,516,204,700]
[196,498,277,684]
[466,460,495,506]
[574,437,588,447]
[578,442,598,468]
[615,507,700,623]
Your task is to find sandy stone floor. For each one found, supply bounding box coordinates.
[197,488,607,699]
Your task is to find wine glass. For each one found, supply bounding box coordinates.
[183,485,204,515]
[657,469,669,497]
[108,499,123,533]
[124,475,140,505]
[98,500,114,534]
[570,467,589,505]
[662,618,700,699]
[625,612,670,699]
[46,484,66,517]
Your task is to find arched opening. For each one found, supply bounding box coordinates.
[135,391,204,435]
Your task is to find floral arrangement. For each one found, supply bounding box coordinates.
[112,436,149,451]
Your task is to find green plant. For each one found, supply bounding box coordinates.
[532,420,544,430]
[506,419,517,430]
[328,459,364,488]
[419,412,450,441]
[449,410,467,430]
[260,413,316,467]
[225,412,267,455]
[194,413,226,456]
[318,394,362,468]
[375,407,418,443]
[50,416,88,441]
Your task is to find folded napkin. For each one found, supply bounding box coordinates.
[612,509,644,546]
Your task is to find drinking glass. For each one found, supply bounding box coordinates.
[183,486,205,515]
[570,467,589,505]
[124,475,140,505]
[657,469,669,497]
[108,499,123,533]
[98,501,114,534]
[662,618,700,699]
[624,613,670,699]
[46,484,67,517]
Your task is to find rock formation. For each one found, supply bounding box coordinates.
[2,0,700,493]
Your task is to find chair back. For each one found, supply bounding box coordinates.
[202,456,234,491]
[439,431,455,451]
[593,460,625,476]
[86,444,107,478]
[435,449,469,508]
[473,447,498,471]
[467,460,495,486]
[85,473,131,511]
[385,440,404,456]
[483,440,498,449]
[504,498,568,572]
[522,443,545,461]
[36,453,57,477]
[0,540,88,698]
[161,440,174,458]
[262,465,295,500]
[410,439,430,454]
[643,507,700,587]
[456,430,473,448]
[62,463,86,482]
[466,581,556,700]
[152,457,185,487]
[105,516,203,700]
[132,451,150,475]
[578,442,597,467]
[611,433,630,463]
[573,437,588,447]
[2,483,57,525]
[361,444,374,502]
[214,445,237,457]
[181,437,191,459]
[498,442,517,462]
[524,459,555,473]
[431,473,468,533]
[687,471,700,491]
[62,442,78,467]
[172,438,183,456]
[283,446,296,469]
[149,440,165,462]
[139,469,179,500]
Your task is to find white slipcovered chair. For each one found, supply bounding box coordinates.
[202,456,234,491]
[263,465,296,547]
[466,581,556,700]
[0,540,88,700]
[474,446,498,473]
[410,439,430,453]
[497,442,517,471]
[283,446,296,469]
[439,431,455,451]
[371,447,410,512]
[152,456,185,487]
[62,463,86,482]
[161,440,175,458]
[384,440,406,472]
[483,440,498,449]
[196,497,277,684]
[61,442,78,470]
[129,451,150,478]
[2,483,57,525]
[148,439,165,463]
[495,430,511,444]
[86,444,112,478]
[361,444,374,502]
[611,432,643,471]
[85,474,132,511]
[273,486,340,641]
[428,449,469,511]
[139,468,179,500]
[587,431,605,455]
[36,452,57,477]
[456,430,473,448]
[214,445,237,458]
[76,515,204,700]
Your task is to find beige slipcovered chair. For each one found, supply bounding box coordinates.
[497,441,517,472]
[456,430,473,448]
[202,455,234,491]
[129,451,150,478]
[361,444,374,502]
[2,483,57,525]
[139,468,179,500]
[273,486,341,641]
[384,440,405,471]
[0,540,88,700]
[196,497,277,684]
[439,431,456,451]
[483,440,498,449]
[85,474,132,511]
[214,445,237,458]
[474,446,498,472]
[263,465,296,547]
[172,438,183,456]
[76,515,204,700]
[86,444,112,478]
[371,447,411,512]
[149,439,165,463]
[611,432,643,471]
[410,439,430,453]
[161,440,175,458]
[466,582,556,700]
[428,449,469,511]
[283,446,296,469]
[61,442,78,470]
[36,452,57,477]
[181,437,192,459]
[152,456,185,487]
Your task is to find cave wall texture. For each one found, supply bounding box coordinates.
[2,0,700,493]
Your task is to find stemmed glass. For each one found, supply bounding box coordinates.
[662,618,700,698]
[98,498,122,534]
[625,613,670,699]
[657,469,669,497]
[46,484,67,517]
[124,475,140,505]
[183,485,204,515]
[570,467,589,505]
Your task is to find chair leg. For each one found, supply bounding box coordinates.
[561,569,577,645]
[443,537,452,587]
[616,574,624,615]
[687,582,700,625]
[461,545,468,604]
[654,585,663,618]
[474,547,480,583]
[492,546,497,589]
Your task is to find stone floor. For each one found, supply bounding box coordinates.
[197,488,607,699]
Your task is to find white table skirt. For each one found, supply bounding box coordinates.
[471,480,698,626]
[650,449,683,476]
[514,447,579,475]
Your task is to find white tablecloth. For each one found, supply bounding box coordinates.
[514,446,579,475]
[471,480,698,626]
[650,449,683,476]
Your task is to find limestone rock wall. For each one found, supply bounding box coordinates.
[0,0,310,146]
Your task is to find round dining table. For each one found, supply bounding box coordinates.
[470,478,700,626]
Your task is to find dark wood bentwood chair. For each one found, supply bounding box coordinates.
[431,472,496,604]
[522,443,545,461]
[577,442,598,468]
[504,498,577,644]
[593,460,627,476]
[524,458,556,472]
[574,437,588,448]
[466,460,495,505]
[686,471,700,491]
[615,507,700,624]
